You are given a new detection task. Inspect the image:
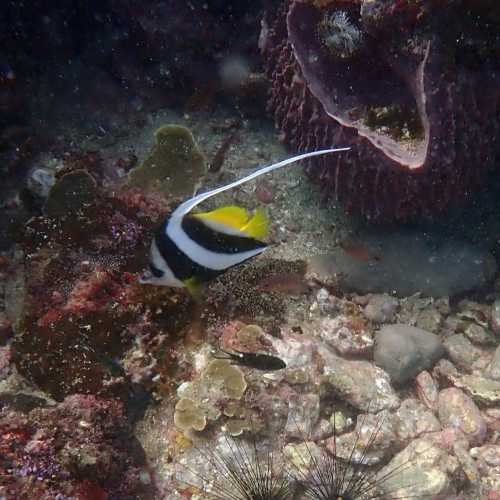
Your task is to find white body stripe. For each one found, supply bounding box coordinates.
[166,216,266,271]
[149,238,185,287]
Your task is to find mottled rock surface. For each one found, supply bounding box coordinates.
[320,349,399,412]
[443,334,490,372]
[437,388,487,446]
[378,439,457,498]
[363,294,399,323]
[485,345,500,380]
[415,371,439,411]
[453,375,500,407]
[395,398,441,441]
[490,299,500,335]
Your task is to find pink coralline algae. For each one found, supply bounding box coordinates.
[261,0,500,220]
[0,395,155,499]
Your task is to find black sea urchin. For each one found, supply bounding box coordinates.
[290,413,418,500]
[180,431,293,500]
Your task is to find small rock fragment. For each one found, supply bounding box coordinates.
[463,323,496,345]
[415,307,442,333]
[485,345,500,381]
[320,349,400,412]
[453,375,500,406]
[452,439,479,486]
[318,315,374,356]
[377,439,457,498]
[415,370,439,411]
[329,410,351,433]
[327,410,396,465]
[483,408,500,433]
[395,398,441,441]
[457,300,490,328]
[490,299,500,335]
[437,388,487,446]
[443,334,489,372]
[470,445,500,496]
[374,324,444,385]
[254,179,275,204]
[363,294,398,323]
[283,441,323,475]
[285,393,319,438]
[433,358,460,385]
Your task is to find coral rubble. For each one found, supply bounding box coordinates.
[261,0,500,220]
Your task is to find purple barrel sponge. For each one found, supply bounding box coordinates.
[261,0,500,220]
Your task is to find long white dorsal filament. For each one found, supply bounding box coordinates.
[172,147,350,218]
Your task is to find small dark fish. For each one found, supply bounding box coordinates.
[213,349,286,371]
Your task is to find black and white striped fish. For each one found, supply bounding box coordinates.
[139,148,349,295]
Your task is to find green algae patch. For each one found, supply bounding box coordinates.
[128,124,206,198]
[45,169,98,218]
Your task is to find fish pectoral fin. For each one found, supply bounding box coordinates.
[193,205,250,232]
[240,207,269,240]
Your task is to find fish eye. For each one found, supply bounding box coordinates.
[149,263,164,278]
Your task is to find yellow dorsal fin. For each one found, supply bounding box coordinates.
[240,207,269,240]
[193,205,250,232]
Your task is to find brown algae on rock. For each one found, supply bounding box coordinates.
[204,359,247,399]
[174,359,247,434]
[174,398,207,432]
[45,169,98,217]
[128,124,206,197]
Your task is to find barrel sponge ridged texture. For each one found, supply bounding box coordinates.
[261,0,500,221]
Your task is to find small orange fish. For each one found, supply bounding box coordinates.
[338,240,381,262]
[258,272,309,295]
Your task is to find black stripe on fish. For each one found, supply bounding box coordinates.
[154,222,221,282]
[149,262,164,278]
[182,214,267,254]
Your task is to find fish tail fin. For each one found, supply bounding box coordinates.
[241,207,269,240]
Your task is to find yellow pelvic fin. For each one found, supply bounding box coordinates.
[183,277,204,301]
[193,205,250,232]
[240,207,269,240]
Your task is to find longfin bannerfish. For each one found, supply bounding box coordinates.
[139,147,350,293]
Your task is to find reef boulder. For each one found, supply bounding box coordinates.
[261,0,500,220]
